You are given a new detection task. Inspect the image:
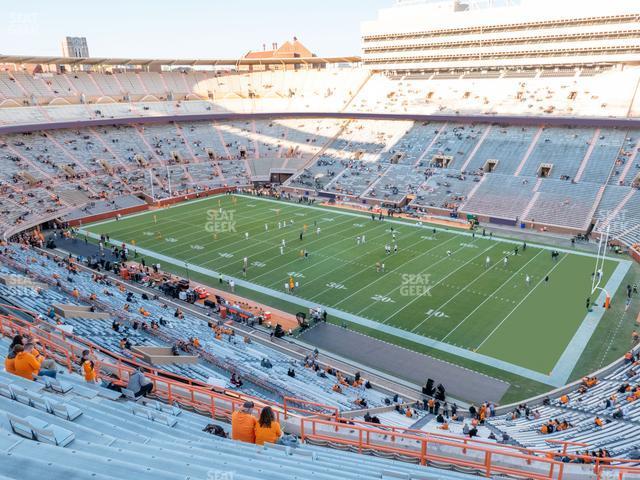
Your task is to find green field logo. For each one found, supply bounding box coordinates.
[400,273,432,297]
[205,209,237,233]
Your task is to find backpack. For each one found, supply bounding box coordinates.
[203,424,227,438]
[278,434,299,448]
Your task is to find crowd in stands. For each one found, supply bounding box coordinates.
[0,67,639,242]
[0,239,388,411]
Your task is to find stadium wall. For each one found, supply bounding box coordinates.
[143,186,242,207]
[65,187,241,227]
[6,111,640,136]
[66,203,149,227]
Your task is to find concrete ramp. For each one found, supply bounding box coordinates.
[300,322,510,405]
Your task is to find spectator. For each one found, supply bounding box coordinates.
[4,344,20,374]
[231,401,257,443]
[127,368,153,397]
[13,343,41,380]
[81,350,97,383]
[8,335,23,354]
[254,406,282,446]
[230,373,243,387]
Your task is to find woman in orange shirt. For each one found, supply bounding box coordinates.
[5,344,19,374]
[254,406,282,446]
[81,350,97,383]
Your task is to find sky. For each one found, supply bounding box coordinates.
[0,0,391,59]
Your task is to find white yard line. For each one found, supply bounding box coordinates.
[308,235,455,301]
[441,250,545,342]
[474,254,569,351]
[411,249,540,334]
[383,243,495,326]
[335,236,464,309]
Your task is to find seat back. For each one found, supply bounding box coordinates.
[0,382,15,399]
[27,392,51,413]
[10,386,32,406]
[151,411,177,427]
[131,405,151,420]
[51,402,82,421]
[32,426,73,447]
[47,377,73,394]
[121,388,137,400]
[6,414,35,440]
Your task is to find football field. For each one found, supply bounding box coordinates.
[82,194,630,386]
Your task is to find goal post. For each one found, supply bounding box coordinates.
[591,224,610,307]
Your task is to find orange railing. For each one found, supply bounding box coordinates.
[0,302,278,405]
[5,305,640,479]
[597,465,640,480]
[0,311,286,421]
[298,416,561,479]
[283,396,340,420]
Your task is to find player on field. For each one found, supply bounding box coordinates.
[485,256,491,268]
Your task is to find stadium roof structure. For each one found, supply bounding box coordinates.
[0,53,361,68]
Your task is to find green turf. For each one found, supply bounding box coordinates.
[84,194,622,383]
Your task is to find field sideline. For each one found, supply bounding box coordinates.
[82,194,630,387]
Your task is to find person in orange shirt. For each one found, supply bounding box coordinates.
[81,350,97,383]
[254,406,282,446]
[231,401,258,444]
[5,344,19,374]
[13,343,42,380]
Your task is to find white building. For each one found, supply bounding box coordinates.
[61,36,89,59]
[361,0,640,72]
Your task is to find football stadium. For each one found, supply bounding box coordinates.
[1,0,640,478]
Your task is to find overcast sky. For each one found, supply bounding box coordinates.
[0,0,391,58]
